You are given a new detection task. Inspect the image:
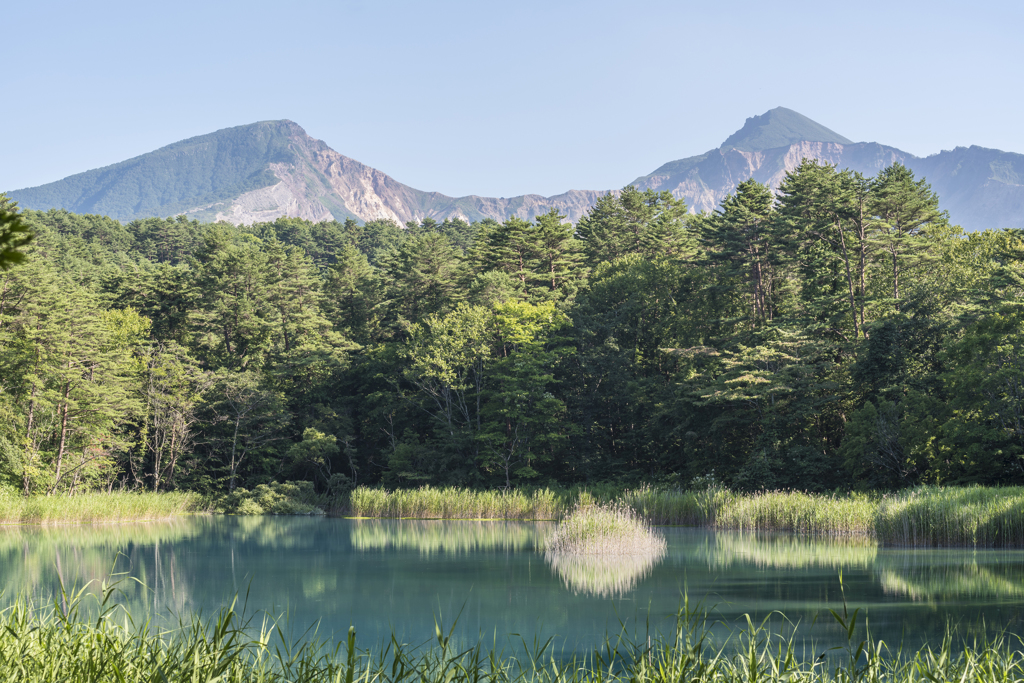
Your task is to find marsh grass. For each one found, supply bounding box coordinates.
[874,485,1024,546]
[713,490,877,536]
[343,485,1024,547]
[544,504,666,556]
[346,486,564,520]
[0,491,199,525]
[6,580,1024,682]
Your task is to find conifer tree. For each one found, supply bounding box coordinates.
[700,179,777,327]
[577,186,690,266]
[528,209,584,300]
[868,163,946,312]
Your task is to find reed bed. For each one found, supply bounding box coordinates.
[713,490,877,536]
[0,491,200,525]
[874,485,1024,546]
[343,485,1024,547]
[5,585,1024,682]
[347,486,564,520]
[618,486,725,525]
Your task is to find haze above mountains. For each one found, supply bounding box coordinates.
[10,108,1024,231]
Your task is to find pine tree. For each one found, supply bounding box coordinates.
[700,179,777,327]
[528,209,584,301]
[577,186,690,266]
[868,163,946,313]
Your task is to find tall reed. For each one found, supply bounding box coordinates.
[343,484,1024,547]
[0,491,200,525]
[346,486,564,520]
[874,485,1024,546]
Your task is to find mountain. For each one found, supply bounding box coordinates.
[631,107,1024,229]
[7,121,605,226]
[9,109,1024,230]
[720,107,852,151]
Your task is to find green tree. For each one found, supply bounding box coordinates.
[700,179,777,327]
[477,301,573,487]
[577,186,691,266]
[0,194,33,271]
[206,369,289,492]
[868,163,947,313]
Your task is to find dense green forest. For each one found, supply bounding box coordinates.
[1,160,1022,497]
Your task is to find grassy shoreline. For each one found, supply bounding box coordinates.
[5,589,1024,682]
[0,491,200,525]
[344,485,1024,547]
[5,485,1024,548]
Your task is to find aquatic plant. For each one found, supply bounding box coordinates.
[713,490,876,536]
[342,484,1024,548]
[544,503,667,556]
[347,485,563,520]
[0,490,199,525]
[874,485,1024,546]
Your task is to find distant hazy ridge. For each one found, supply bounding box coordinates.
[10,108,1024,230]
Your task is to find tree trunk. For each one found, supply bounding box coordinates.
[229,416,241,492]
[23,383,37,495]
[52,380,71,494]
[836,219,860,339]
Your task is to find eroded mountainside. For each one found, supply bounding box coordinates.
[10,109,1024,230]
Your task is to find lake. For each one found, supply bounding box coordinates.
[2,516,1022,654]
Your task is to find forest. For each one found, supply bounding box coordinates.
[1,159,1022,498]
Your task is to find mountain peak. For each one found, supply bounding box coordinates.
[720,107,852,152]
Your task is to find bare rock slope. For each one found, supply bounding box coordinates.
[9,109,1024,230]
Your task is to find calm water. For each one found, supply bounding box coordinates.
[2,516,1023,653]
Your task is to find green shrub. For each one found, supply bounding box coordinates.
[218,481,324,516]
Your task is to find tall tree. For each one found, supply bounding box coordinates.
[868,163,946,313]
[577,186,691,266]
[700,179,777,327]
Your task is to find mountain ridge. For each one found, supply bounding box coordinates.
[9,111,1024,231]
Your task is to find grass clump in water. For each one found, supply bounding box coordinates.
[545,503,666,556]
[543,504,667,596]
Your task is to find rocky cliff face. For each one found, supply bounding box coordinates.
[185,123,607,226]
[632,141,914,214]
[10,112,1024,231]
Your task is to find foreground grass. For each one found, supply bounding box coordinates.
[0,491,200,525]
[344,485,1024,547]
[5,586,1024,683]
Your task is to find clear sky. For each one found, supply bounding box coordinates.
[5,0,1023,198]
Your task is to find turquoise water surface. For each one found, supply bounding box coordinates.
[2,516,1022,653]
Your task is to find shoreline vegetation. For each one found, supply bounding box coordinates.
[0,491,199,525]
[345,484,1024,547]
[6,587,1024,683]
[5,484,1024,549]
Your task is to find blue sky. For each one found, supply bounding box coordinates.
[5,0,1023,198]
